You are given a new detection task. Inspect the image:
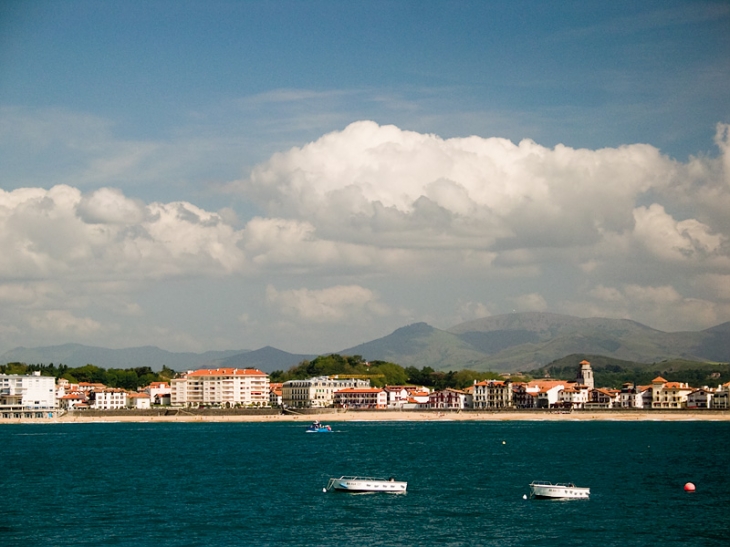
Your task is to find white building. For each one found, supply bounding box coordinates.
[127,392,152,410]
[686,388,714,409]
[92,389,128,410]
[145,382,171,405]
[558,384,590,408]
[651,377,693,409]
[171,368,270,408]
[269,383,283,407]
[711,383,730,409]
[532,381,566,408]
[282,376,370,408]
[383,386,409,408]
[0,372,57,410]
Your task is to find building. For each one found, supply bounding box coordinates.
[334,387,387,409]
[531,381,566,408]
[558,384,590,408]
[711,383,730,409]
[269,382,283,407]
[650,377,693,409]
[0,372,57,418]
[281,376,370,408]
[92,388,128,410]
[686,388,714,409]
[383,386,410,409]
[618,383,645,408]
[428,388,470,410]
[127,392,152,410]
[145,382,171,405]
[472,380,513,409]
[576,360,594,390]
[171,368,270,408]
[587,388,619,409]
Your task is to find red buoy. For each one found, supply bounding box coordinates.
[684,482,696,492]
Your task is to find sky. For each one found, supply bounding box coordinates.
[1,0,729,356]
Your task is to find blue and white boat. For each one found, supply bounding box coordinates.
[306,420,332,432]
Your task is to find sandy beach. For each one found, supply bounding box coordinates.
[6,408,726,424]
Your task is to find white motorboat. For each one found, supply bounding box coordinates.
[325,476,407,494]
[529,481,590,499]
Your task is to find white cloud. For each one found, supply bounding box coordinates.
[238,120,679,251]
[0,185,245,282]
[2,121,730,353]
[632,203,726,262]
[76,187,147,225]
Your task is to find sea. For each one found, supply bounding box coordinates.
[2,419,729,546]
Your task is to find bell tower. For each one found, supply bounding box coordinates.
[576,360,594,390]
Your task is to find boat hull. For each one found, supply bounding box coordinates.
[529,482,589,499]
[326,477,407,493]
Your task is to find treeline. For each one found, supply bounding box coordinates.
[0,362,177,391]
[269,354,518,389]
[531,354,730,389]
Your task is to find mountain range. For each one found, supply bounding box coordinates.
[2,312,729,374]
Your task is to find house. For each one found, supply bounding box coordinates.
[92,388,128,410]
[558,383,590,409]
[127,392,152,410]
[58,393,87,411]
[145,382,171,405]
[618,383,645,408]
[512,382,538,408]
[711,383,730,409]
[405,390,431,409]
[383,386,410,409]
[686,388,714,409]
[530,381,566,409]
[587,388,619,409]
[334,387,387,409]
[269,383,283,407]
[651,377,693,409]
[171,368,270,408]
[428,388,470,410]
[472,380,513,409]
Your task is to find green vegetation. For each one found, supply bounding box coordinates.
[0,362,177,390]
[269,354,507,389]
[530,354,730,388]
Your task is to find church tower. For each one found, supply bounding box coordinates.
[576,360,594,390]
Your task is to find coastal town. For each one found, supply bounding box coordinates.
[2,359,729,421]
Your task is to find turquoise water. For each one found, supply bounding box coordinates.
[2,420,729,546]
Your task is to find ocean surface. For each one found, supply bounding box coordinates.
[2,419,729,546]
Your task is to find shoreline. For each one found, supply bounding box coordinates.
[4,409,730,424]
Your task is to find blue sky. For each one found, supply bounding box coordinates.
[1,1,729,358]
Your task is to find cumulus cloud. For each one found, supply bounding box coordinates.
[3,121,730,351]
[238,120,679,250]
[0,185,245,282]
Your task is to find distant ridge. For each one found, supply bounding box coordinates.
[209,346,315,373]
[0,344,248,372]
[2,313,729,373]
